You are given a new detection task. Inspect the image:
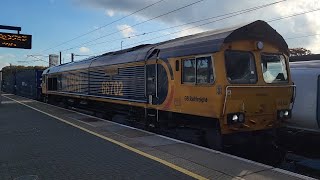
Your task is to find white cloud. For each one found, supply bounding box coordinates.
[272,0,320,53]
[117,24,135,38]
[0,54,16,60]
[0,54,16,70]
[105,9,115,17]
[175,26,205,38]
[75,0,320,53]
[79,47,90,53]
[0,61,10,70]
[0,54,16,69]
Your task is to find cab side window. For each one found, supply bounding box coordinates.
[183,59,196,83]
[196,56,214,84]
[182,56,214,84]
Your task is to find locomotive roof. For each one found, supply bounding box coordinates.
[44,20,288,75]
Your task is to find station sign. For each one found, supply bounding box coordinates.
[0,32,32,49]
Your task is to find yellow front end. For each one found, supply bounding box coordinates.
[218,40,294,135]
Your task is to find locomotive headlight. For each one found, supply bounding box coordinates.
[277,109,291,120]
[227,113,245,124]
[256,41,264,50]
[279,111,284,118]
[232,115,238,121]
[238,114,245,123]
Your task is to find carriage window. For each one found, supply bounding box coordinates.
[196,57,214,83]
[225,51,257,84]
[183,56,214,84]
[57,75,62,90]
[48,77,58,91]
[183,59,196,83]
[175,60,179,71]
[261,54,288,83]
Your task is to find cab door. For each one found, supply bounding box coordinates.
[145,63,159,128]
[146,63,157,105]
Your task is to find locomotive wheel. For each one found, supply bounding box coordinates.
[205,128,223,150]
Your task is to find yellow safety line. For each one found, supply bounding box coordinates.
[3,95,208,180]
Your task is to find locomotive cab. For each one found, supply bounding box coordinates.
[220,41,294,135]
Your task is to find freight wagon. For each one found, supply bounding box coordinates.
[1,68,43,100]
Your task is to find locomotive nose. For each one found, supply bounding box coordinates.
[223,86,293,132]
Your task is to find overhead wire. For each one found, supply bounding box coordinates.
[285,33,320,40]
[268,8,320,22]
[27,55,56,66]
[24,1,320,64]
[89,4,320,57]
[40,0,166,53]
[66,0,286,51]
[88,0,287,56]
[60,0,206,52]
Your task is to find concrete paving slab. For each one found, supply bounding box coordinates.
[166,157,225,179]
[243,169,305,180]
[133,135,179,147]
[144,149,177,160]
[155,143,219,160]
[154,143,269,177]
[214,174,243,180]
[188,153,269,177]
[99,124,130,133]
[115,128,154,138]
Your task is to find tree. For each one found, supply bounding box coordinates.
[1,65,47,73]
[289,48,312,57]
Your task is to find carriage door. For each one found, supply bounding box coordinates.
[146,64,157,104]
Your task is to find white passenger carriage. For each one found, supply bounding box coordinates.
[289,56,320,133]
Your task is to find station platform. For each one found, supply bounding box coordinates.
[0,94,315,180]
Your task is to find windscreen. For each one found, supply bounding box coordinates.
[261,54,288,83]
[225,51,257,84]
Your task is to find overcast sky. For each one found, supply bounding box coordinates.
[1,0,320,69]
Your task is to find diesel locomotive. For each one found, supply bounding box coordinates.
[41,20,294,149]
